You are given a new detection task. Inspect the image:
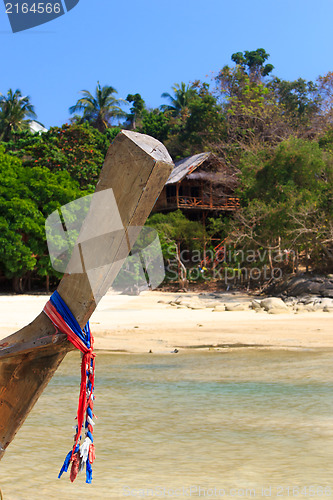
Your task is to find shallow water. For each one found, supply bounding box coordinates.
[1,349,333,499]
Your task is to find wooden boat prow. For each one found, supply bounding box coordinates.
[0,130,173,460]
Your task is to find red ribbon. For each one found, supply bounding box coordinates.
[44,300,96,463]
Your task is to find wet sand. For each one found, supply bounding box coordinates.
[0,290,332,353]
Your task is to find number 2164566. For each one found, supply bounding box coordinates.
[5,3,62,14]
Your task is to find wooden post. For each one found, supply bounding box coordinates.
[0,131,173,461]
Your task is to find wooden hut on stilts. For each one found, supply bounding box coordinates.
[153,152,240,221]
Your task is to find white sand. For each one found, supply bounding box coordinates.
[0,290,332,353]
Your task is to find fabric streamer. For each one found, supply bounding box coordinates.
[43,290,96,484]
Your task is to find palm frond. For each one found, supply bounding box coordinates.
[69,82,127,131]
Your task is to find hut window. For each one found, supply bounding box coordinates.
[191,186,200,198]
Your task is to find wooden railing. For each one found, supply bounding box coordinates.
[166,196,240,210]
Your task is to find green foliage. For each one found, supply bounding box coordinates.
[269,77,320,128]
[104,126,122,144]
[4,123,116,190]
[319,127,333,153]
[146,210,205,259]
[206,215,231,240]
[160,82,197,117]
[0,89,37,141]
[215,58,287,155]
[0,145,85,280]
[126,93,146,128]
[2,51,333,286]
[255,138,328,202]
[217,48,274,102]
[231,48,274,80]
[231,138,333,271]
[238,138,332,211]
[69,81,127,132]
[138,110,170,143]
[164,83,225,159]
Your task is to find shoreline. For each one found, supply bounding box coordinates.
[0,290,332,353]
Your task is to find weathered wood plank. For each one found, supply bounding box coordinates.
[0,131,173,460]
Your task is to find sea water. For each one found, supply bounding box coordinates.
[1,349,333,499]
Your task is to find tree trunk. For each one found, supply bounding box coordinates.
[12,276,24,294]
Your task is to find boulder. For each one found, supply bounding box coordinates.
[284,297,297,307]
[295,304,316,312]
[204,302,219,308]
[297,295,318,305]
[225,303,249,312]
[268,308,291,314]
[213,305,226,312]
[320,298,333,308]
[260,297,289,311]
[266,274,333,298]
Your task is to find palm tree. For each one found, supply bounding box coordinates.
[69,82,127,132]
[0,89,37,141]
[160,82,197,117]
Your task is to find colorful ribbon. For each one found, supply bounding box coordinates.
[43,290,96,484]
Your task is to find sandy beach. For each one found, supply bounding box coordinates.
[0,290,332,353]
[1,292,333,499]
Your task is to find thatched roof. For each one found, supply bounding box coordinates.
[166,153,211,185]
[166,152,238,190]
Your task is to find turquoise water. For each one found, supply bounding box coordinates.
[1,350,333,499]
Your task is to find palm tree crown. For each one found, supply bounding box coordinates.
[69,82,127,132]
[0,89,36,141]
[160,82,197,117]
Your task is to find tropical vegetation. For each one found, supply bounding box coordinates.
[69,81,127,133]
[0,89,36,141]
[0,48,333,291]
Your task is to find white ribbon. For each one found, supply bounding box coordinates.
[80,437,92,463]
[87,416,95,427]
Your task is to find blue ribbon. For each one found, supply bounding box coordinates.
[58,444,79,478]
[50,290,91,348]
[86,459,93,484]
[49,290,95,484]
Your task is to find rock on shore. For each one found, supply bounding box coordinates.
[266,274,333,298]
[163,288,333,315]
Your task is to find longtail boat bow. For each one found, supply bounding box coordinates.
[0,130,173,462]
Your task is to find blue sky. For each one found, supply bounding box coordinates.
[1,0,332,128]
